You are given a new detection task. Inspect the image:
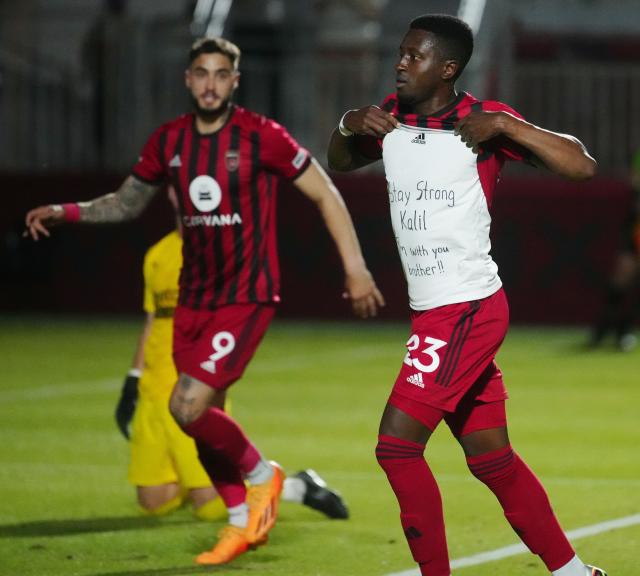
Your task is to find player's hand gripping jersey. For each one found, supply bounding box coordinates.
[362,92,530,310]
[132,105,311,310]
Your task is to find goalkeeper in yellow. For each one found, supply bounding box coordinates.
[116,192,349,520]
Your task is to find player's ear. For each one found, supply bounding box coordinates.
[232,72,241,90]
[185,68,192,89]
[441,59,458,81]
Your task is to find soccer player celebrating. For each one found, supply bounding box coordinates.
[116,191,349,522]
[328,14,605,576]
[26,37,382,565]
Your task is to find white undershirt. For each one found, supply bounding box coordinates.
[382,124,502,310]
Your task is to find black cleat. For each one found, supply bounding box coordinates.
[294,469,349,519]
[586,566,607,576]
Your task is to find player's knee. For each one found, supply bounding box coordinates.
[466,445,517,488]
[168,393,190,427]
[137,487,183,515]
[168,388,205,428]
[168,374,216,428]
[375,434,425,474]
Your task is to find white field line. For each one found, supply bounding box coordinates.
[384,513,640,576]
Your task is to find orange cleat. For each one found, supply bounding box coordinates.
[195,525,256,565]
[246,461,285,544]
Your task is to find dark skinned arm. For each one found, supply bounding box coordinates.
[455,111,597,181]
[327,106,400,172]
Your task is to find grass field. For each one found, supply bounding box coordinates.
[0,316,638,576]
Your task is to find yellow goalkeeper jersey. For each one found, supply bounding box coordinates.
[140,230,182,400]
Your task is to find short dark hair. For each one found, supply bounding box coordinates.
[410,14,473,79]
[188,37,241,69]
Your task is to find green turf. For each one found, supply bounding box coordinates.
[0,317,638,576]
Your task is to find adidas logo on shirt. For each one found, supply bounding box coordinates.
[411,132,426,144]
[169,154,182,167]
[406,372,424,388]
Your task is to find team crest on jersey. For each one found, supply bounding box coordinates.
[225,150,240,172]
[189,175,222,212]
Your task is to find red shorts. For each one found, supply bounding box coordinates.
[173,303,275,390]
[389,389,507,438]
[391,288,509,413]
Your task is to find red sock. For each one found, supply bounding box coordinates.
[376,434,450,576]
[183,407,262,508]
[194,439,246,507]
[466,445,575,571]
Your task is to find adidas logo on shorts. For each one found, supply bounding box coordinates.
[411,132,426,144]
[407,373,424,388]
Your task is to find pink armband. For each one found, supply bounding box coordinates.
[61,203,81,223]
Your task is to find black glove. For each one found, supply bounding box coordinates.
[115,373,139,440]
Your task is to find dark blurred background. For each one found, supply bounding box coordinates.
[2,0,639,324]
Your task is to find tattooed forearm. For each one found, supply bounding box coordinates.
[78,176,159,223]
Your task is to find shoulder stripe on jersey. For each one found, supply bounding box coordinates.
[435,300,481,387]
[170,128,193,301]
[170,128,186,212]
[226,125,244,303]
[248,131,262,301]
[189,130,208,310]
[209,134,226,307]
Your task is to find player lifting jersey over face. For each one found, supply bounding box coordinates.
[328,13,605,576]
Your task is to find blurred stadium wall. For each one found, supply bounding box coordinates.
[2,0,638,323]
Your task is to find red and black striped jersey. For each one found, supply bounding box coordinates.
[132,105,311,310]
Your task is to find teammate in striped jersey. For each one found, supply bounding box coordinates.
[116,200,349,522]
[328,13,605,576]
[26,36,383,565]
